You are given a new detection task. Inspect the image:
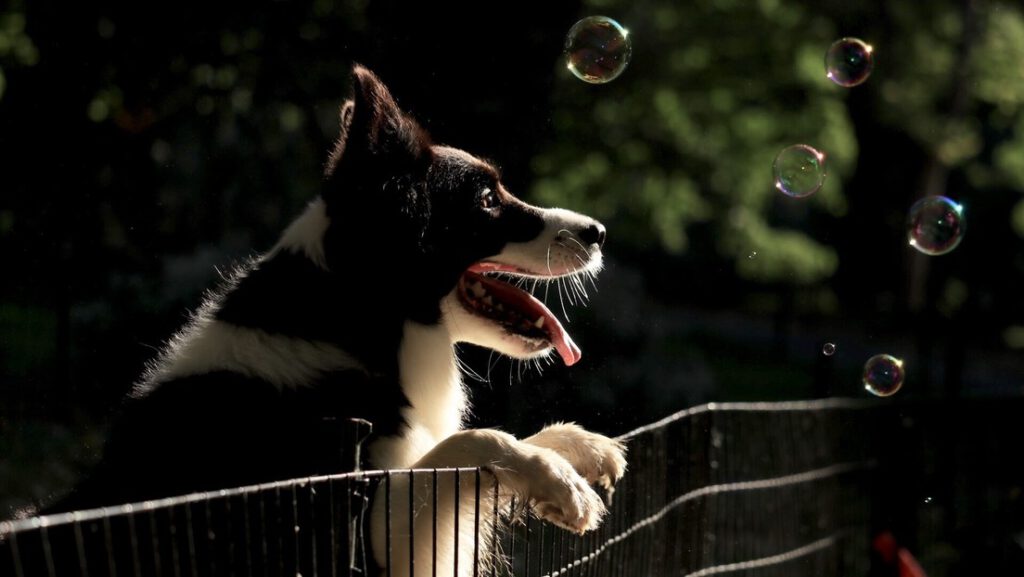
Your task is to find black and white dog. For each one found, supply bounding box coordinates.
[49,65,625,575]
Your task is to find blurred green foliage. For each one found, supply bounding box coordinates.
[0,4,38,101]
[531,0,1024,280]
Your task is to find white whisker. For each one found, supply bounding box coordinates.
[575,274,589,300]
[560,276,576,308]
[549,246,570,319]
[485,350,496,382]
[456,352,487,383]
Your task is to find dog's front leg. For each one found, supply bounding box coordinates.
[371,429,606,577]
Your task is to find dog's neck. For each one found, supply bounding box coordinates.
[368,320,467,469]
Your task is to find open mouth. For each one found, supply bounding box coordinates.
[456,262,583,366]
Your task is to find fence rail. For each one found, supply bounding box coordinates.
[4,397,1023,576]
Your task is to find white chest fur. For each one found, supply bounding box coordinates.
[369,321,467,469]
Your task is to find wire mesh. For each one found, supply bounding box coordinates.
[3,398,1021,576]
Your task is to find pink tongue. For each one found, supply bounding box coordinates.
[539,302,582,366]
[469,269,582,366]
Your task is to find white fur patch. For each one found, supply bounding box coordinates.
[270,197,331,270]
[138,315,364,392]
[368,321,467,469]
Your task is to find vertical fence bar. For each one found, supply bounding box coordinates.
[342,478,352,577]
[432,469,438,577]
[74,517,91,577]
[508,498,517,577]
[453,469,460,577]
[473,469,481,577]
[167,506,182,577]
[539,522,547,577]
[523,513,531,577]
[183,503,197,577]
[490,481,499,577]
[292,485,301,577]
[204,498,217,577]
[408,470,415,577]
[225,492,236,577]
[256,487,268,577]
[8,525,25,577]
[385,472,392,577]
[328,479,337,577]
[242,491,253,577]
[274,486,285,577]
[39,522,56,577]
[309,481,320,577]
[147,508,162,577]
[127,506,143,577]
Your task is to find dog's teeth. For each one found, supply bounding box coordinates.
[495,303,504,311]
[483,295,493,306]
[534,317,545,329]
[470,282,486,298]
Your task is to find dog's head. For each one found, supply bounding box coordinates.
[320,65,604,366]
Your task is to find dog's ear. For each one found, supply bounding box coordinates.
[325,65,431,180]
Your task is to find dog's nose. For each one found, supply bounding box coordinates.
[578,222,606,248]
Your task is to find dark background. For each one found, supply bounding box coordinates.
[1,0,1022,568]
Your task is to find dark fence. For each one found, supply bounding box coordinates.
[3,398,1023,576]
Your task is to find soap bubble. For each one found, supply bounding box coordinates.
[826,37,874,87]
[863,354,905,397]
[773,144,827,198]
[822,343,836,356]
[907,196,965,256]
[565,16,632,84]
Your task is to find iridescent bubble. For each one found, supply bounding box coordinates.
[863,354,905,397]
[773,144,827,198]
[822,342,836,356]
[564,16,632,84]
[825,37,874,87]
[907,196,965,256]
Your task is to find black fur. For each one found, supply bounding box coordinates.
[43,65,550,513]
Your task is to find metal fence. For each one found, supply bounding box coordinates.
[3,398,1022,576]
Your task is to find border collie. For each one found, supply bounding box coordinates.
[45,64,626,576]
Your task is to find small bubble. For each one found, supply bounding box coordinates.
[564,16,632,84]
[907,196,965,256]
[924,496,933,504]
[863,354,905,397]
[748,251,757,259]
[822,342,836,356]
[773,144,827,198]
[294,525,300,533]
[825,37,874,87]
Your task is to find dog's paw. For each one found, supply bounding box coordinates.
[523,449,606,534]
[525,423,627,499]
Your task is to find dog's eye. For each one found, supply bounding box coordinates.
[479,187,499,209]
